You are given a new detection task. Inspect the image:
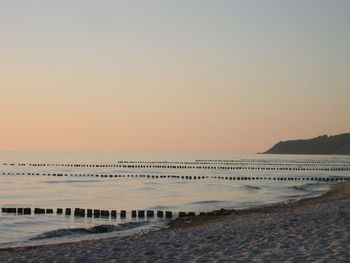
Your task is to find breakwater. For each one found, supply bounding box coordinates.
[3,161,350,171]
[1,171,349,181]
[1,207,176,218]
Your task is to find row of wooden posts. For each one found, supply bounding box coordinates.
[3,163,350,171]
[1,207,176,218]
[1,172,350,182]
[4,160,350,167]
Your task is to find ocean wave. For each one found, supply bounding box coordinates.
[187,200,225,205]
[171,181,188,184]
[244,185,261,190]
[137,186,157,191]
[291,185,308,191]
[144,182,161,185]
[29,222,149,240]
[42,180,100,184]
[149,205,175,210]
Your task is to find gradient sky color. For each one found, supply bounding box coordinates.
[1,0,349,153]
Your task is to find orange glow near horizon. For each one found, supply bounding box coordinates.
[1,1,349,153]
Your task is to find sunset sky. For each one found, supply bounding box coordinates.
[1,0,349,153]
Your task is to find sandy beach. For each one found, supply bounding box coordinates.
[0,181,349,263]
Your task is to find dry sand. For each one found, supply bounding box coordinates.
[0,181,349,263]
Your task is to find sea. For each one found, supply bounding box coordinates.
[0,151,349,248]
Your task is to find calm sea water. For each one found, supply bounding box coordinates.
[1,151,349,248]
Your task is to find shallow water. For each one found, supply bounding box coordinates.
[0,151,349,248]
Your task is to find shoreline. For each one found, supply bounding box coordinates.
[0,182,334,251]
[167,181,349,230]
[0,181,349,262]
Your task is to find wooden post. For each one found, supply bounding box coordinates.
[74,208,80,216]
[146,210,154,217]
[179,212,186,217]
[24,208,31,215]
[34,208,45,214]
[111,210,117,218]
[46,208,54,214]
[101,210,109,217]
[7,208,17,213]
[94,209,101,217]
[120,210,126,218]
[165,211,173,218]
[79,209,85,217]
[87,209,93,217]
[157,211,164,218]
[138,210,145,218]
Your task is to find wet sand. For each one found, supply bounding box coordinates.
[0,181,349,262]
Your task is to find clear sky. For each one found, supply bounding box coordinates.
[1,0,349,153]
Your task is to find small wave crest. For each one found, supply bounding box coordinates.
[43,180,100,184]
[137,186,157,191]
[30,222,149,240]
[149,205,175,210]
[291,185,308,191]
[144,182,161,185]
[244,185,261,190]
[188,200,224,205]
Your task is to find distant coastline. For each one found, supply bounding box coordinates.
[263,133,350,155]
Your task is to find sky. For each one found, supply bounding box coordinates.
[0,0,349,154]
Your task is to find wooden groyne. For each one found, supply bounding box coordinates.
[1,207,176,218]
[1,207,238,218]
[2,161,350,171]
[1,171,350,182]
